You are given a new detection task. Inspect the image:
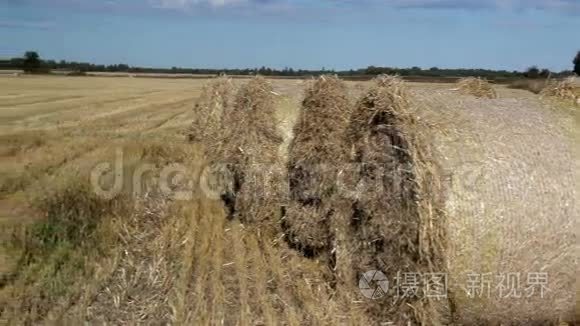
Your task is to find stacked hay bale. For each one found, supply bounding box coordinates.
[188,76,238,219]
[457,77,498,99]
[541,77,577,103]
[220,76,281,164]
[187,76,234,148]
[342,75,575,324]
[218,77,284,230]
[342,75,447,324]
[284,75,352,257]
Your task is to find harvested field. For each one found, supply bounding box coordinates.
[0,75,577,325]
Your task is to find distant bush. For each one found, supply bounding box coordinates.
[523,66,552,80]
[66,70,87,76]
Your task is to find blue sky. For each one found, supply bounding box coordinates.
[1,0,579,71]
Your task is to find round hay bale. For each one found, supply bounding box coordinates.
[424,95,575,324]
[457,77,498,99]
[343,75,575,324]
[284,75,352,253]
[187,76,234,147]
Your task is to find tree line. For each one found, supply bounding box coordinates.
[2,51,578,78]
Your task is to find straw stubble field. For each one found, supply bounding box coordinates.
[0,75,577,324]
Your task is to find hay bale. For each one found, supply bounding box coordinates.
[220,76,281,165]
[284,75,352,253]
[541,77,577,102]
[281,202,333,256]
[288,75,351,202]
[425,95,575,324]
[188,77,239,219]
[342,75,575,324]
[217,77,284,228]
[187,76,234,146]
[457,77,498,99]
[340,75,446,324]
[233,161,286,231]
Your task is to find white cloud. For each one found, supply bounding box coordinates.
[0,20,55,29]
[385,0,580,12]
[8,0,578,15]
[151,0,248,10]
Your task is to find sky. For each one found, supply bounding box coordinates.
[1,0,579,71]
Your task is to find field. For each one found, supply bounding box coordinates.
[0,75,578,324]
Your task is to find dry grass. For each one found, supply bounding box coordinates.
[0,175,129,323]
[456,77,498,99]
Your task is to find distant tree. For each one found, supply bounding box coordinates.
[574,51,580,76]
[539,68,551,79]
[524,66,540,79]
[117,63,129,72]
[22,51,42,73]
